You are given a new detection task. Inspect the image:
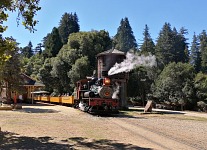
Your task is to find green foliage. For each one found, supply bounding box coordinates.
[0,42,25,99]
[50,56,71,93]
[113,17,137,52]
[58,12,80,44]
[20,53,44,80]
[0,0,40,84]
[194,72,207,102]
[34,43,43,54]
[52,30,111,90]
[127,66,151,99]
[42,27,63,58]
[140,24,155,55]
[174,27,189,63]
[0,0,41,33]
[38,58,58,92]
[68,56,89,86]
[155,23,175,68]
[0,36,15,66]
[68,30,112,70]
[199,30,207,73]
[197,101,207,112]
[153,62,196,108]
[190,33,201,73]
[21,41,33,58]
[155,23,189,70]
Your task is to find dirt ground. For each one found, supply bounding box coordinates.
[0,102,207,150]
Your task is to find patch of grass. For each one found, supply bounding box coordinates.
[161,114,207,122]
[119,109,207,122]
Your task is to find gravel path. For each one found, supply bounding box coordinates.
[0,103,207,150]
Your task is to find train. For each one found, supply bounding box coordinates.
[34,76,119,114]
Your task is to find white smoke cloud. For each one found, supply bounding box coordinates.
[112,82,120,99]
[108,52,156,76]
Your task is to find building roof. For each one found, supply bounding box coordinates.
[97,49,125,57]
[21,73,45,87]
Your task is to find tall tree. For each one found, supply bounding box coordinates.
[199,30,207,73]
[67,30,112,70]
[42,27,63,58]
[38,58,59,93]
[194,72,207,103]
[153,62,196,110]
[48,30,112,91]
[34,43,43,54]
[140,24,155,55]
[173,27,189,63]
[0,40,25,101]
[190,33,201,73]
[155,23,176,69]
[58,12,80,44]
[21,41,33,58]
[113,17,137,52]
[180,27,189,62]
[127,66,153,106]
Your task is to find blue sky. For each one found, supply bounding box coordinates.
[3,0,207,48]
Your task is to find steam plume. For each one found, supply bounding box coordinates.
[108,52,156,75]
[112,82,120,99]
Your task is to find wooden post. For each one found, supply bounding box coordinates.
[144,100,153,113]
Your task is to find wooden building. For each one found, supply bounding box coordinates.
[21,73,45,100]
[8,74,45,101]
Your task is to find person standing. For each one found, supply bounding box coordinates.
[13,93,17,104]
[19,94,23,103]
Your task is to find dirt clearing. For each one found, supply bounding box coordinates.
[0,103,207,150]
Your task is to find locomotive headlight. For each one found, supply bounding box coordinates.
[103,78,110,85]
[104,91,110,96]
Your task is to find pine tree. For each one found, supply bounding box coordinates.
[140,24,155,55]
[199,30,207,73]
[155,23,177,69]
[21,41,33,58]
[173,27,189,63]
[190,33,201,72]
[36,43,43,54]
[113,17,137,52]
[43,27,63,58]
[178,27,189,63]
[58,12,80,44]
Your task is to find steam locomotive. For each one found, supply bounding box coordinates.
[74,76,119,114]
[33,76,119,114]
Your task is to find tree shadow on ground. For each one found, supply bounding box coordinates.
[14,108,60,113]
[0,131,152,150]
[0,131,70,150]
[66,137,152,150]
[107,112,147,119]
[21,102,55,107]
[128,107,186,115]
